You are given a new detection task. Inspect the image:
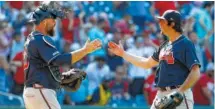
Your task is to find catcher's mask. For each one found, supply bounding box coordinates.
[29,1,70,25]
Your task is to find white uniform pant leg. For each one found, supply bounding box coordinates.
[23,87,61,109]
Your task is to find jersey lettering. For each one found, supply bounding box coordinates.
[159,47,175,64]
[165,52,174,64]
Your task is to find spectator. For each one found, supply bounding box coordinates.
[113,1,129,19]
[12,12,26,33]
[86,56,110,95]
[0,20,11,72]
[191,1,213,40]
[63,79,89,105]
[142,31,158,50]
[183,16,195,36]
[152,33,168,46]
[23,1,37,14]
[203,28,214,63]
[107,30,124,72]
[79,23,93,46]
[143,67,157,105]
[188,31,204,72]
[193,62,214,106]
[61,11,75,43]
[87,77,111,106]
[0,20,11,58]
[99,12,111,33]
[0,56,9,92]
[126,36,155,97]
[10,32,24,60]
[109,66,130,105]
[87,17,107,59]
[10,51,24,95]
[109,66,129,96]
[106,50,124,72]
[114,14,131,33]
[23,22,34,38]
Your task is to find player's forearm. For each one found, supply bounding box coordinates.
[51,48,88,65]
[178,65,200,93]
[71,47,88,64]
[122,51,151,69]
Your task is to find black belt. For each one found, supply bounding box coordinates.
[25,84,60,91]
[158,86,180,91]
[25,84,44,89]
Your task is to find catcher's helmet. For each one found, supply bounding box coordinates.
[29,1,68,25]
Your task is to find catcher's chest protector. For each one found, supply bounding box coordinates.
[24,31,61,89]
[48,65,62,82]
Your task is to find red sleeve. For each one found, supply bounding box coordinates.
[199,76,207,88]
[13,52,22,61]
[73,17,80,27]
[62,19,69,30]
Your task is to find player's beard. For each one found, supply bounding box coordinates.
[47,28,54,36]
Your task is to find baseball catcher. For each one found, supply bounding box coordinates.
[23,1,101,109]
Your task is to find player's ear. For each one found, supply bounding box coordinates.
[41,19,48,28]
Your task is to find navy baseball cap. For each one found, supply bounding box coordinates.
[156,10,181,25]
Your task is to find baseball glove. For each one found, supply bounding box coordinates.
[154,91,183,109]
[61,68,86,92]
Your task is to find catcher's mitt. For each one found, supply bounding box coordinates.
[61,68,86,92]
[154,91,183,109]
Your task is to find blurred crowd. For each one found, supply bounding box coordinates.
[0,1,214,107]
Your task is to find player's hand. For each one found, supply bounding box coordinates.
[84,38,102,54]
[108,41,124,57]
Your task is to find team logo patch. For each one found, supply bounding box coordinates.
[159,44,175,64]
